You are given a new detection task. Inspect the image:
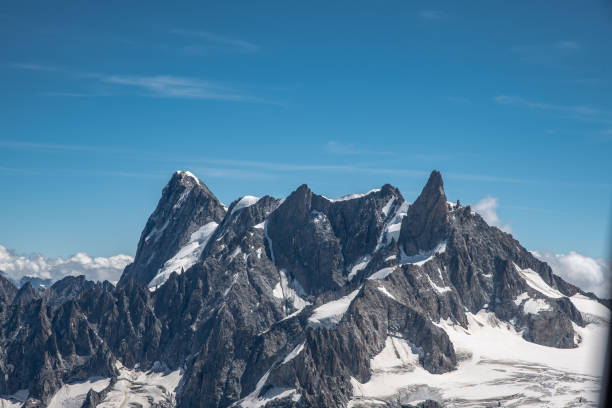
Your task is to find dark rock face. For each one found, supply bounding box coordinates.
[399,170,450,257]
[0,297,116,405]
[0,170,603,407]
[81,377,116,408]
[267,184,404,295]
[43,275,96,309]
[0,275,17,304]
[266,184,345,295]
[119,171,226,286]
[18,276,53,290]
[403,401,443,408]
[12,282,40,306]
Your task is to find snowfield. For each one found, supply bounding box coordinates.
[308,288,361,328]
[327,189,381,202]
[96,363,182,408]
[231,196,261,215]
[400,241,447,266]
[0,363,183,408]
[349,291,610,407]
[47,377,111,408]
[148,221,218,290]
[514,263,563,298]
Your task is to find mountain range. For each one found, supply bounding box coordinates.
[0,170,608,408]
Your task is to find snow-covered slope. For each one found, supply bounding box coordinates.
[351,307,607,407]
[350,279,609,407]
[97,363,182,408]
[4,170,609,408]
[39,363,182,408]
[308,288,361,327]
[148,221,218,290]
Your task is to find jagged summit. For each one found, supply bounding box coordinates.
[171,170,206,190]
[119,170,226,286]
[399,170,450,256]
[12,281,39,305]
[0,274,17,304]
[6,169,607,407]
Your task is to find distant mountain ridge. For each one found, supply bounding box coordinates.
[0,170,608,407]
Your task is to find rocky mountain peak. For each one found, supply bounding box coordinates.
[0,274,17,304]
[414,170,446,208]
[12,281,39,305]
[399,170,450,256]
[168,170,210,193]
[380,183,400,196]
[5,170,607,408]
[119,171,226,286]
[285,184,314,216]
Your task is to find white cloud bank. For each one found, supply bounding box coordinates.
[0,244,132,285]
[532,250,610,298]
[473,196,512,233]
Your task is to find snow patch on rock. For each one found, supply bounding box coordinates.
[272,269,311,312]
[370,336,420,372]
[514,263,563,299]
[570,294,611,324]
[283,343,305,364]
[328,189,381,202]
[375,201,409,251]
[348,256,371,281]
[308,288,361,328]
[377,286,397,301]
[400,241,446,266]
[367,267,397,281]
[522,298,551,314]
[425,273,452,294]
[381,197,396,218]
[231,196,261,215]
[148,222,218,290]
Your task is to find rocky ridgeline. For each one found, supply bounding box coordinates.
[0,170,602,407]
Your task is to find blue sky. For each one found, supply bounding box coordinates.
[0,0,611,261]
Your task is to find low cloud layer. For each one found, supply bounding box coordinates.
[1,241,608,299]
[532,250,610,298]
[0,244,132,285]
[473,196,512,233]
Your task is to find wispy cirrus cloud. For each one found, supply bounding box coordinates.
[191,167,276,180]
[0,166,37,175]
[8,63,266,102]
[553,40,580,50]
[7,62,65,72]
[511,40,581,65]
[185,159,544,185]
[169,29,260,54]
[0,140,104,152]
[493,95,612,122]
[325,141,394,156]
[41,91,110,97]
[3,139,610,188]
[324,141,462,161]
[96,74,251,101]
[418,10,445,20]
[447,172,535,185]
[446,96,471,104]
